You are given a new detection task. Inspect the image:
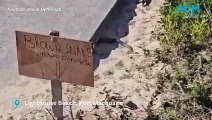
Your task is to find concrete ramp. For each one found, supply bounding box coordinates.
[0,0,119,41]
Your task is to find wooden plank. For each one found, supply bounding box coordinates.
[16,31,94,87]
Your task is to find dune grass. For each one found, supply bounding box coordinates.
[149,0,212,119]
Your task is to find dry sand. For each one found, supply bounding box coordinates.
[0,0,165,119]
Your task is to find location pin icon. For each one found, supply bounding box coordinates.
[15,100,19,106]
[12,99,22,108]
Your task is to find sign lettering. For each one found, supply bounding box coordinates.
[16,31,94,86]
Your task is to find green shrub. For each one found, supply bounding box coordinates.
[165,108,180,120]
[190,82,212,108]
[171,71,187,90]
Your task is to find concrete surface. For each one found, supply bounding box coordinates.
[0,0,118,41]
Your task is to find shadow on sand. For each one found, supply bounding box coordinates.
[94,0,153,70]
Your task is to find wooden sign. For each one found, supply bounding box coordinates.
[16,31,94,86]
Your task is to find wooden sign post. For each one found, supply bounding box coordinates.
[16,30,95,120]
[49,30,63,120]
